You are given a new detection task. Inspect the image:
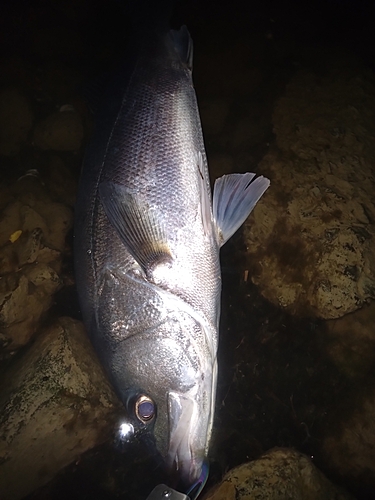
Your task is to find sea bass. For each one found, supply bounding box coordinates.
[74,25,269,490]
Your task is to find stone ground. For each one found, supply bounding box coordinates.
[0,1,375,499]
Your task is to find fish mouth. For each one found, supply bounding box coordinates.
[166,389,211,488]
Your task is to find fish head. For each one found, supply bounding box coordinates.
[112,311,217,490]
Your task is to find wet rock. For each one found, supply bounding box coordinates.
[204,448,354,500]
[0,227,60,277]
[19,207,49,248]
[312,302,375,490]
[0,271,59,350]
[25,201,72,252]
[24,262,61,294]
[0,175,73,350]
[35,246,61,265]
[1,175,73,253]
[33,108,84,151]
[0,88,34,156]
[14,227,44,266]
[244,64,375,319]
[0,200,23,248]
[0,317,121,500]
[320,391,375,493]
[325,301,375,378]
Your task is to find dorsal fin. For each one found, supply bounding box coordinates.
[169,25,193,71]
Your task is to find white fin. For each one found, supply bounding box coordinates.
[213,173,270,247]
[196,150,212,236]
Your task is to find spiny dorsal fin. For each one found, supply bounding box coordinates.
[169,25,193,71]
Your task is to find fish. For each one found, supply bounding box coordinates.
[74,24,269,492]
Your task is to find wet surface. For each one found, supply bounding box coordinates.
[1,0,375,499]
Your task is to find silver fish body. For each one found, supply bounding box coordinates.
[75,26,269,489]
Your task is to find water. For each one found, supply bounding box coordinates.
[1,0,375,499]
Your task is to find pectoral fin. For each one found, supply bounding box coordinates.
[213,173,270,246]
[99,181,172,275]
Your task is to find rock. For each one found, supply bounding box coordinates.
[321,392,375,493]
[0,317,121,500]
[0,271,59,349]
[244,65,375,319]
[15,227,44,266]
[0,227,45,275]
[24,262,60,294]
[0,88,34,156]
[0,200,23,248]
[34,246,61,265]
[0,203,70,273]
[313,303,375,490]
[14,199,72,252]
[33,108,84,151]
[325,301,375,378]
[0,175,74,350]
[27,201,73,251]
[1,175,74,252]
[203,448,354,500]
[20,206,49,242]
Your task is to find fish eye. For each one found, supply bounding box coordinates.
[135,394,156,424]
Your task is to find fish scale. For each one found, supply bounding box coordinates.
[100,65,220,326]
[75,25,269,495]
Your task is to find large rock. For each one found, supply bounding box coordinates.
[316,302,375,490]
[321,394,375,493]
[0,271,59,350]
[0,317,121,500]
[0,175,73,252]
[325,301,375,378]
[0,175,73,351]
[245,64,375,319]
[203,448,354,500]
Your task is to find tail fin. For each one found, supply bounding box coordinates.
[213,173,270,246]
